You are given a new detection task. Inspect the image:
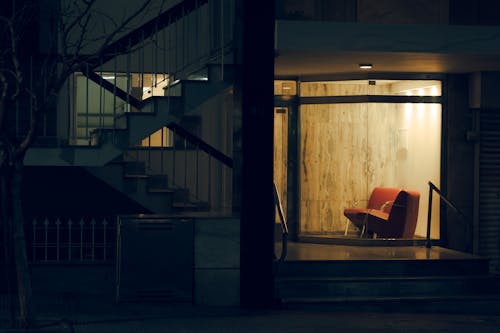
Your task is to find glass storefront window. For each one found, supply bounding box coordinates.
[300,80,442,97]
[293,79,442,240]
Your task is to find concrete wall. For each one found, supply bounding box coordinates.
[21,216,240,307]
[194,217,240,306]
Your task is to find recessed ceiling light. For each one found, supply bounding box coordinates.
[359,64,373,69]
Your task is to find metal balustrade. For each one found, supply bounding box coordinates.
[124,125,233,213]
[26,217,116,263]
[67,0,235,146]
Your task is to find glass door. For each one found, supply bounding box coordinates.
[274,106,288,225]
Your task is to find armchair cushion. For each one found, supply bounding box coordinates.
[344,187,420,238]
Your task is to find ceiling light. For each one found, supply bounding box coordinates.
[359,64,373,69]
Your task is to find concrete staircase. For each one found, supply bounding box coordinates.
[86,158,209,214]
[25,65,232,214]
[24,65,233,167]
[275,248,500,313]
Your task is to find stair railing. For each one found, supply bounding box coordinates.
[125,122,233,213]
[274,183,288,262]
[69,0,234,146]
[426,181,471,250]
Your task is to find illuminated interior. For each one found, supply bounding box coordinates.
[140,126,174,147]
[274,79,442,240]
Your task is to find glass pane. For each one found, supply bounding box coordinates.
[300,80,442,97]
[274,107,289,223]
[275,80,297,96]
[299,102,441,239]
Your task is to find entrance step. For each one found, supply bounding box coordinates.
[278,294,500,315]
[275,243,500,313]
[276,257,490,278]
[277,274,500,299]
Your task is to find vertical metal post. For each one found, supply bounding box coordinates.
[79,218,84,261]
[55,219,61,262]
[32,219,37,261]
[67,75,72,143]
[126,41,131,107]
[99,60,103,128]
[103,219,108,261]
[208,155,212,208]
[196,0,200,61]
[140,31,145,101]
[30,57,33,133]
[472,109,480,254]
[113,50,117,131]
[220,0,224,80]
[43,218,48,261]
[148,135,152,171]
[196,145,199,199]
[182,7,185,68]
[68,219,72,261]
[174,11,178,70]
[172,129,176,185]
[85,64,89,143]
[184,138,188,206]
[91,219,96,262]
[426,182,433,248]
[161,128,165,174]
[154,24,158,90]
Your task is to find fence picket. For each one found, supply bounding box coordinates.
[32,218,37,261]
[103,218,108,261]
[25,216,115,263]
[91,218,96,261]
[55,218,61,261]
[79,218,85,261]
[43,218,49,261]
[68,218,73,260]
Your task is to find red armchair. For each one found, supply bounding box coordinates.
[343,187,420,238]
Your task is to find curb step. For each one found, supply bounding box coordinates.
[278,294,500,314]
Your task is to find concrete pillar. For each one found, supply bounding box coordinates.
[236,0,276,307]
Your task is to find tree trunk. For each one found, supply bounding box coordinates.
[1,171,16,327]
[10,160,35,328]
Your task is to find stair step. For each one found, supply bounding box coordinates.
[172,201,210,211]
[147,174,169,189]
[124,161,146,175]
[148,188,175,194]
[124,174,148,179]
[276,258,491,277]
[277,275,500,299]
[278,294,500,314]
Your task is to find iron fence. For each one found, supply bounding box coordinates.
[25,217,116,263]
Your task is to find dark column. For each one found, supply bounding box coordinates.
[237,0,275,307]
[444,74,475,252]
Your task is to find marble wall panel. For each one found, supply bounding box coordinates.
[274,108,288,219]
[299,102,441,237]
[300,81,392,97]
[300,103,371,233]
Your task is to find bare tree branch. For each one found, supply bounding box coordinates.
[61,0,97,45]
[93,0,154,61]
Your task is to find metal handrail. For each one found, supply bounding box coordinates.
[426,181,471,249]
[273,183,288,262]
[167,122,233,168]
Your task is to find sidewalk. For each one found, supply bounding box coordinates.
[1,296,500,333]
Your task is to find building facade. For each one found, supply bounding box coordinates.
[4,0,500,307]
